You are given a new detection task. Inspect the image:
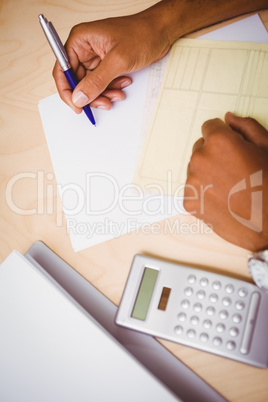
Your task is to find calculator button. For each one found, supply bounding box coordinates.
[190,316,199,326]
[206,306,215,316]
[222,297,231,307]
[209,293,218,303]
[177,312,187,322]
[203,319,212,329]
[240,292,260,355]
[226,341,236,351]
[197,290,206,300]
[174,325,183,335]
[232,313,242,324]
[187,329,196,339]
[184,287,193,297]
[212,281,221,290]
[200,278,209,287]
[229,327,239,337]
[238,288,248,298]
[216,323,225,333]
[213,337,222,347]
[200,333,209,343]
[235,300,245,311]
[181,300,190,309]
[193,303,202,313]
[187,275,196,284]
[219,310,229,320]
[225,284,235,294]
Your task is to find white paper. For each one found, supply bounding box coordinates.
[0,251,178,401]
[199,14,268,42]
[39,69,179,251]
[38,14,268,252]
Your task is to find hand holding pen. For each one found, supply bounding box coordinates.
[48,10,173,113]
[39,15,133,117]
[39,14,97,125]
[42,1,268,116]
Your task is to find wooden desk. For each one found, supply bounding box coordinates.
[0,1,267,400]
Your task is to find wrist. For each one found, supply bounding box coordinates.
[138,0,186,46]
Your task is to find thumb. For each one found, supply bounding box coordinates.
[72,52,122,107]
[225,112,268,148]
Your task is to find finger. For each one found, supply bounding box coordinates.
[66,42,100,80]
[84,55,102,71]
[192,137,204,154]
[201,118,229,140]
[52,61,82,114]
[53,60,131,112]
[76,64,88,81]
[187,139,205,178]
[90,89,127,110]
[107,76,132,90]
[225,112,268,147]
[72,50,127,107]
[90,95,112,110]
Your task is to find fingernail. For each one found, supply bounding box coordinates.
[120,79,131,88]
[97,105,108,110]
[111,96,121,102]
[72,90,89,107]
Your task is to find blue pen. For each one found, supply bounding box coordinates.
[39,14,96,126]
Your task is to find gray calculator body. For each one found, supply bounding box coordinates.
[116,255,268,368]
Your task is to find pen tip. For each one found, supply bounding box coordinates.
[94,124,97,127]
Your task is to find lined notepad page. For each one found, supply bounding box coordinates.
[133,39,268,194]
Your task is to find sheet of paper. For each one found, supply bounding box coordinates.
[39,69,178,252]
[133,39,268,194]
[199,14,268,43]
[0,251,177,401]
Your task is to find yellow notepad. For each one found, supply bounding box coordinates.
[133,39,268,195]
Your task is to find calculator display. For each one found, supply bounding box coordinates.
[131,268,158,321]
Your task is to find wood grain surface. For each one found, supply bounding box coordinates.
[0,1,268,400]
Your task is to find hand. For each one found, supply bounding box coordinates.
[52,0,268,113]
[52,11,171,113]
[184,113,268,251]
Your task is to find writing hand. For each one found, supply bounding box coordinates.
[52,0,268,113]
[52,12,171,113]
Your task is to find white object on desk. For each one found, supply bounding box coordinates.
[0,250,178,402]
[199,14,268,42]
[39,68,178,252]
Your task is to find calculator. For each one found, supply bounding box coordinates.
[116,255,268,368]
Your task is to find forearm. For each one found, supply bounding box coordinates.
[54,0,267,110]
[140,0,268,46]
